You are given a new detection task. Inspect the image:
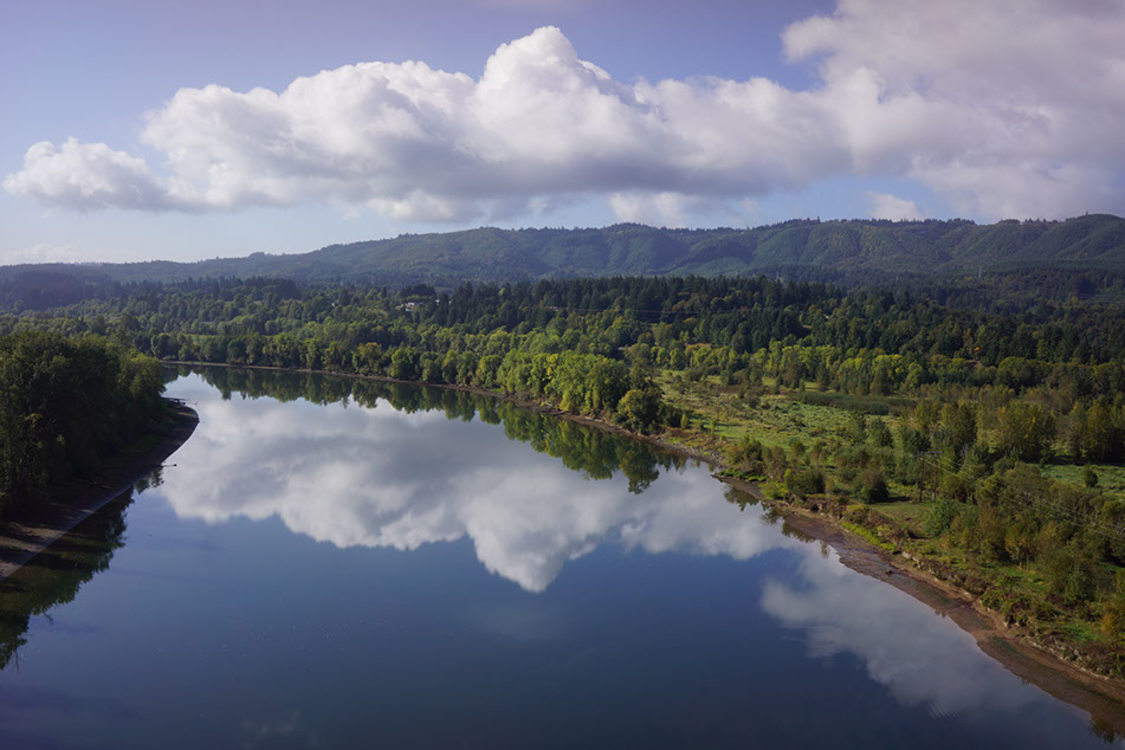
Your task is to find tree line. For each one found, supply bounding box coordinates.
[0,331,167,519]
[192,365,681,494]
[5,274,1123,437]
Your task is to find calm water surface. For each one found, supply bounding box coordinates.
[0,369,1120,749]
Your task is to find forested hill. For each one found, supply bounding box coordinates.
[3,214,1124,308]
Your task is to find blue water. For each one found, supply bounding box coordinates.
[0,371,1119,749]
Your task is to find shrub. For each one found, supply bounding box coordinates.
[856,468,890,504]
[785,467,826,498]
[925,496,958,537]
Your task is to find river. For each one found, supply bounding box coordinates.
[0,368,1120,748]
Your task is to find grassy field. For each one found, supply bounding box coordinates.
[656,372,891,449]
[645,369,1125,680]
[872,500,932,536]
[1044,463,1125,501]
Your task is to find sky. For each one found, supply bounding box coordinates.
[2,0,1124,265]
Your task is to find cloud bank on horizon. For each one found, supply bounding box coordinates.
[6,0,1124,224]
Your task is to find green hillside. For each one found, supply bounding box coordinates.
[1,215,1123,308]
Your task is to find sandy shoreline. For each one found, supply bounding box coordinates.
[0,402,199,582]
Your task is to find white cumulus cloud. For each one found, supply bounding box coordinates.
[3,138,184,211]
[867,192,922,221]
[6,2,1125,221]
[783,0,1125,217]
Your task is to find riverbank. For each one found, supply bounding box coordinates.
[0,401,199,581]
[169,361,1125,728]
[716,475,1125,734]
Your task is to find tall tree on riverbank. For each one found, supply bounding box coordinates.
[0,332,166,518]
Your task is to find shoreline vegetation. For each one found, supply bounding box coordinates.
[0,330,198,580]
[0,401,198,581]
[4,273,1125,729]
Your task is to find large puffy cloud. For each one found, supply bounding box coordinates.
[6,2,1125,222]
[784,0,1125,217]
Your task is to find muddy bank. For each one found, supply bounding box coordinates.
[718,474,1125,736]
[0,402,199,581]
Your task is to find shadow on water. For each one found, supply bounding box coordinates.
[188,365,684,494]
[0,469,161,671]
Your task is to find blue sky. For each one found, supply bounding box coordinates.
[3,0,1123,264]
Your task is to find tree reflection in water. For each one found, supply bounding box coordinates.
[0,473,160,670]
[192,365,683,494]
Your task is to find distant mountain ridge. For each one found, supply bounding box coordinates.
[2,215,1124,305]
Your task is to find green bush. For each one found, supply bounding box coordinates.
[925,496,958,537]
[856,468,890,504]
[785,467,826,498]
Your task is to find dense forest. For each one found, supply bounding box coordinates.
[0,331,167,520]
[2,214,1124,310]
[7,270,1125,674]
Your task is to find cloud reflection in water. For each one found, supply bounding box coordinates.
[161,377,796,593]
[159,374,1089,726]
[762,544,1045,719]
